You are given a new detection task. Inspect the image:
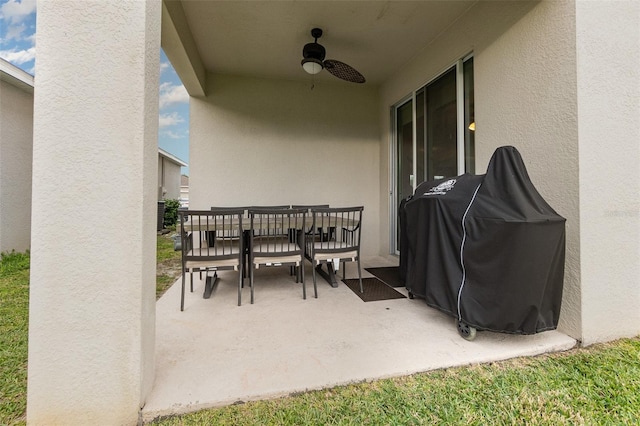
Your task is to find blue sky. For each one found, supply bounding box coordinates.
[0,0,190,175]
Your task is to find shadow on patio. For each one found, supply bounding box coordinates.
[141,256,575,421]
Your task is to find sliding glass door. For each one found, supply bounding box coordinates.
[391,56,474,254]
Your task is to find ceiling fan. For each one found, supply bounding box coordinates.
[301,28,366,84]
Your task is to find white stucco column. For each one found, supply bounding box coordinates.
[27,1,160,424]
[575,0,640,345]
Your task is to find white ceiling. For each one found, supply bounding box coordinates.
[178,0,478,86]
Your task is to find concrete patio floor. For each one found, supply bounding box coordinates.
[141,256,576,422]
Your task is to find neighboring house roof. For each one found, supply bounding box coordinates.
[0,58,34,93]
[158,147,188,167]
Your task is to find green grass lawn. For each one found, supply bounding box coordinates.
[0,251,30,425]
[1,247,639,425]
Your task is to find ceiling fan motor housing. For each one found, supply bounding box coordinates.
[302,41,326,62]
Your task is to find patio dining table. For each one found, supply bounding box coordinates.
[180,214,349,298]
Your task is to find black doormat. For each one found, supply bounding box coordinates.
[365,266,404,288]
[343,277,406,302]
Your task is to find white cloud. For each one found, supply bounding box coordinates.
[159,112,184,128]
[0,46,35,64]
[4,22,26,40]
[0,0,36,23]
[159,82,189,109]
[161,130,185,140]
[160,61,170,73]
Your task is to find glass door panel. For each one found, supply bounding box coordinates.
[464,57,475,174]
[396,100,414,207]
[426,67,458,180]
[415,89,426,185]
[396,99,413,250]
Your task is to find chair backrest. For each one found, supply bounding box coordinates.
[179,209,244,263]
[250,205,291,210]
[211,206,249,219]
[291,205,329,233]
[308,206,364,255]
[291,204,329,211]
[248,207,306,257]
[211,206,250,210]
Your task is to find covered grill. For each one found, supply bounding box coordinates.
[399,146,566,339]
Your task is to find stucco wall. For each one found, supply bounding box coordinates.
[380,1,583,339]
[575,0,640,345]
[378,0,539,255]
[0,78,33,253]
[190,74,380,256]
[474,1,581,339]
[379,0,640,344]
[28,1,160,423]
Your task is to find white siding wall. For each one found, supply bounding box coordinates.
[157,155,182,200]
[162,159,182,200]
[189,74,381,256]
[0,79,33,253]
[157,154,163,197]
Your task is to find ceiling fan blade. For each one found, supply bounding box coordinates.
[323,59,366,84]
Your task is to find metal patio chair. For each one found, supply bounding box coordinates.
[291,204,330,256]
[307,206,364,296]
[179,209,245,311]
[248,207,307,303]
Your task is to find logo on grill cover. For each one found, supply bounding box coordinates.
[425,179,457,196]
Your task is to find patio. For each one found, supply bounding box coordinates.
[141,256,576,421]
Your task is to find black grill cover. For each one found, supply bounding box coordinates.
[400,146,566,334]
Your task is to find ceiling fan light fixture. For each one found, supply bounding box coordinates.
[300,27,365,83]
[302,57,323,75]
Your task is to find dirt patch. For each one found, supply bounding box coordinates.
[157,258,181,280]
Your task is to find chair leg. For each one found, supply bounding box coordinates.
[180,272,186,311]
[237,267,242,306]
[312,260,318,298]
[190,272,194,293]
[249,262,255,304]
[300,262,306,300]
[357,257,363,293]
[312,260,317,287]
[243,254,248,281]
